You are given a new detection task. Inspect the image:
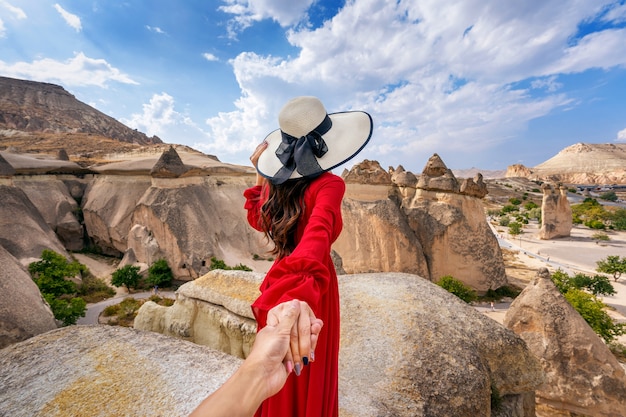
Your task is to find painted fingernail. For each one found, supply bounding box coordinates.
[286,361,294,374]
[294,363,302,376]
[310,350,315,362]
[303,356,309,366]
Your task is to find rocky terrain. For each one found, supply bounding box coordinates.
[2,76,626,416]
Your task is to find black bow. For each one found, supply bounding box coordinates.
[272,115,331,184]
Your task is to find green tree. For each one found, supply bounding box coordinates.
[28,250,87,326]
[209,257,252,271]
[436,275,477,303]
[146,259,174,288]
[28,249,84,296]
[111,265,141,291]
[596,255,626,282]
[45,295,87,326]
[551,269,616,297]
[564,289,625,343]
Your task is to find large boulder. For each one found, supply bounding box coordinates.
[0,325,239,417]
[134,270,260,358]
[137,270,544,416]
[14,176,84,251]
[0,245,57,348]
[504,268,626,417]
[0,184,69,264]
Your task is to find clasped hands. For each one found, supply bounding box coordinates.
[189,299,322,417]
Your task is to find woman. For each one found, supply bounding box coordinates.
[244,96,372,417]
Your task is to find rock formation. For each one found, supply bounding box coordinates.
[0,184,69,263]
[539,183,572,240]
[137,269,543,416]
[504,268,626,417]
[14,177,84,251]
[0,245,57,348]
[342,159,391,184]
[506,163,535,179]
[338,156,505,293]
[134,270,260,358]
[150,146,187,178]
[0,325,240,417]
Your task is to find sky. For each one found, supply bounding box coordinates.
[1,0,626,173]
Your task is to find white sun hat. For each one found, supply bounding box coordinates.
[256,96,373,184]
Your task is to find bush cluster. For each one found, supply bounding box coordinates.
[436,275,477,303]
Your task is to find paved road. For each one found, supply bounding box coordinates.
[78,291,176,325]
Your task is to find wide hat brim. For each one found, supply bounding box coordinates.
[257,110,373,182]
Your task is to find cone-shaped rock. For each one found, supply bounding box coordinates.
[504,268,626,417]
[150,146,186,178]
[417,153,459,192]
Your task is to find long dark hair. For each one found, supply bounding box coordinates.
[259,177,310,259]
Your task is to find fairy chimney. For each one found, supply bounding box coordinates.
[150,146,187,178]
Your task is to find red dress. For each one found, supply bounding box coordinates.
[243,172,344,417]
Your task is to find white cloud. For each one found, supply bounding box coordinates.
[122,93,211,144]
[54,3,82,32]
[0,18,4,38]
[207,0,621,165]
[122,93,178,137]
[0,52,138,87]
[146,25,166,34]
[219,0,315,37]
[1,1,27,19]
[203,53,219,62]
[617,128,626,142]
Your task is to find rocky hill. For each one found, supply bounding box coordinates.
[506,143,626,184]
[0,76,162,165]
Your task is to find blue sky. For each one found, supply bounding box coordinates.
[1,0,625,172]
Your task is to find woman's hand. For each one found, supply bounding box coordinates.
[250,141,268,186]
[189,299,322,417]
[268,300,323,377]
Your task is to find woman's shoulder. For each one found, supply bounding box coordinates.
[307,172,345,194]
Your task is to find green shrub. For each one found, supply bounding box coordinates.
[591,232,610,241]
[501,204,517,214]
[437,275,477,303]
[508,222,523,236]
[508,197,521,206]
[584,219,605,229]
[146,259,173,288]
[523,201,538,211]
[78,275,115,303]
[599,191,618,202]
[209,257,252,271]
[498,217,510,227]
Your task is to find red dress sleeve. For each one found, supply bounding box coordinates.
[248,173,345,322]
[243,185,265,232]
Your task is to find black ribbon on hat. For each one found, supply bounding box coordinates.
[272,114,331,184]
